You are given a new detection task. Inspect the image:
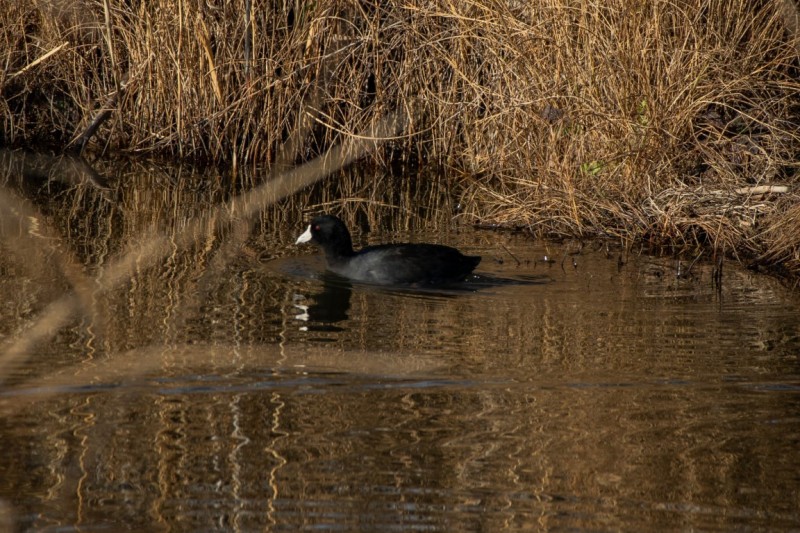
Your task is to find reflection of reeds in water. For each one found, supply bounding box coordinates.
[0,110,405,382]
[2,144,799,528]
[0,128,435,526]
[0,136,499,528]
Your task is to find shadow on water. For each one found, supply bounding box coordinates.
[1,149,800,531]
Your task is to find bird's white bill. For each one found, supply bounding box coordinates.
[295,225,313,244]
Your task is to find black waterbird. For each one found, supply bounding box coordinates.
[295,214,481,285]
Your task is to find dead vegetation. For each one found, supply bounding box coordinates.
[1,0,799,278]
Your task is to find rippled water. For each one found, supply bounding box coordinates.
[1,151,799,531]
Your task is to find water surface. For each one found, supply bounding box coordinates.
[0,152,798,531]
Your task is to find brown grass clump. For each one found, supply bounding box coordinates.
[759,200,800,273]
[1,0,800,276]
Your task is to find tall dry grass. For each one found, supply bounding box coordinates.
[2,0,800,275]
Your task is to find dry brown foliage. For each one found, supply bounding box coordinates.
[2,0,800,275]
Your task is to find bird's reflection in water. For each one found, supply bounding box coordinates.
[294,273,352,332]
[291,269,551,333]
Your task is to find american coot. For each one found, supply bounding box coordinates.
[295,214,481,285]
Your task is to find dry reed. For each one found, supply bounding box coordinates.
[2,0,800,277]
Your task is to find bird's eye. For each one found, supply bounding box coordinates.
[314,225,320,231]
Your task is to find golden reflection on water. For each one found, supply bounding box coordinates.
[1,150,799,530]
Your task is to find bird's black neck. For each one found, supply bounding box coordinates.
[325,237,355,260]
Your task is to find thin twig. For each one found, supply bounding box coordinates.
[8,42,69,79]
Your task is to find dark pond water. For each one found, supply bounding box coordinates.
[1,150,799,531]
